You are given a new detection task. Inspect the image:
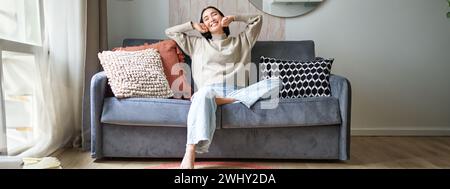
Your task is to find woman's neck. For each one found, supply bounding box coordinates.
[211,29,224,35]
[211,32,226,40]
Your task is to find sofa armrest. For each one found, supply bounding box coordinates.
[330,74,352,160]
[90,71,108,159]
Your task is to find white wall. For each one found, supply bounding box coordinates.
[286,0,450,135]
[107,0,450,135]
[107,0,169,48]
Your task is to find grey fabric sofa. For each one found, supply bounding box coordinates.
[90,39,351,160]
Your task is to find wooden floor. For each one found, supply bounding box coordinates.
[54,137,450,169]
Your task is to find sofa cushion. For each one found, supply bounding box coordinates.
[251,41,316,68]
[260,56,334,98]
[98,48,174,98]
[100,97,221,129]
[113,40,191,99]
[251,41,316,82]
[221,97,341,129]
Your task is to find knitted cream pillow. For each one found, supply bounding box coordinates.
[98,48,174,98]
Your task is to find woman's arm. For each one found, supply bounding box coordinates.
[165,22,202,56]
[234,15,263,47]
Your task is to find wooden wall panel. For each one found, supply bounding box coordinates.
[217,0,240,37]
[235,0,251,35]
[169,0,285,41]
[169,0,190,26]
[190,0,218,23]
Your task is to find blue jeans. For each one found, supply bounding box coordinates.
[187,78,282,153]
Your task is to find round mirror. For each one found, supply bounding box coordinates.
[249,0,324,18]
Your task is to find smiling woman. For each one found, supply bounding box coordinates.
[165,5,289,169]
[196,6,231,40]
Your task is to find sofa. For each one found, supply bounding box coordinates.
[90,39,352,160]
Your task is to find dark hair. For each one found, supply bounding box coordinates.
[200,6,230,40]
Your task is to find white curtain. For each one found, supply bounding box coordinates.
[12,0,86,157]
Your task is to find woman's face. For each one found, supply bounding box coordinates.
[202,8,224,34]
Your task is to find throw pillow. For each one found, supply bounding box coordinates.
[113,40,191,99]
[260,56,334,98]
[98,48,174,98]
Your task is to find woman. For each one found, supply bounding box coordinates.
[166,6,281,169]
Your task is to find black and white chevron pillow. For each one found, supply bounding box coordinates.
[260,56,334,98]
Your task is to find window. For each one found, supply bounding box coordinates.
[0,0,43,155]
[0,0,42,45]
[1,51,37,154]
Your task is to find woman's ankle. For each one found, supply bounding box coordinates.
[186,144,196,152]
[181,145,196,169]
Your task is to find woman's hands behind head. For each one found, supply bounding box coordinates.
[192,15,234,34]
[221,16,235,27]
[192,22,209,33]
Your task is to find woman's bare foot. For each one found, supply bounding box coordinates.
[180,145,196,169]
[215,98,236,106]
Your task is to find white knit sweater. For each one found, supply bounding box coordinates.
[165,15,263,90]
